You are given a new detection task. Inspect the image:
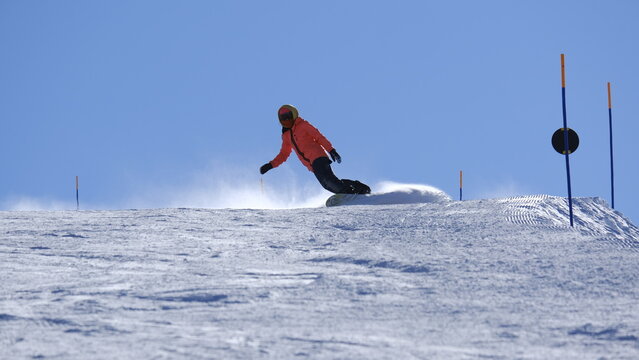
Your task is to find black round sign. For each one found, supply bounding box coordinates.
[552,128,579,154]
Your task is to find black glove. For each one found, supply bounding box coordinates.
[260,163,273,175]
[329,149,341,164]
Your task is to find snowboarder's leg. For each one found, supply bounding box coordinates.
[312,157,349,193]
[311,157,370,194]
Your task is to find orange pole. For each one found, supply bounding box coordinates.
[459,170,463,201]
[607,82,612,109]
[561,54,566,89]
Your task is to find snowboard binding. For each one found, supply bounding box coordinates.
[341,180,371,195]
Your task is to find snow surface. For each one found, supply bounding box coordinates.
[1,186,639,359]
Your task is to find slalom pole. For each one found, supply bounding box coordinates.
[608,82,615,209]
[260,177,264,195]
[75,176,80,211]
[459,170,463,201]
[560,54,574,227]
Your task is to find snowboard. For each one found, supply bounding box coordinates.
[325,193,368,207]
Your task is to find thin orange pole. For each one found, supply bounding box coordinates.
[459,170,463,201]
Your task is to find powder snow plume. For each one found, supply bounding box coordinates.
[0,163,451,211]
[375,181,452,203]
[1,197,75,211]
[163,180,453,209]
[156,177,453,209]
[163,178,329,209]
[125,163,330,210]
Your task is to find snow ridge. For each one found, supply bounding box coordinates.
[499,195,639,251]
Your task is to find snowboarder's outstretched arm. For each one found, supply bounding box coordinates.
[260,132,292,174]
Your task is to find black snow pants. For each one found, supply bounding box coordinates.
[311,157,370,194]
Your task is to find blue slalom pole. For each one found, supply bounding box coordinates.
[561,54,574,227]
[608,82,615,209]
[76,176,79,211]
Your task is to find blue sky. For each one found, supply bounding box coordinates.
[1,1,638,223]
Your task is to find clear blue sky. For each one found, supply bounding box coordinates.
[1,1,638,223]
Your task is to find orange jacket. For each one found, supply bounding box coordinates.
[270,118,334,172]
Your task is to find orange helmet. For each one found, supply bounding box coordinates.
[278,104,299,128]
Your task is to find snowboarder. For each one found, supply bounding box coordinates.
[259,104,371,195]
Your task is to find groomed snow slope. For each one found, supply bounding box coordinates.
[1,195,639,359]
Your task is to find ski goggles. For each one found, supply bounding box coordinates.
[278,110,294,122]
